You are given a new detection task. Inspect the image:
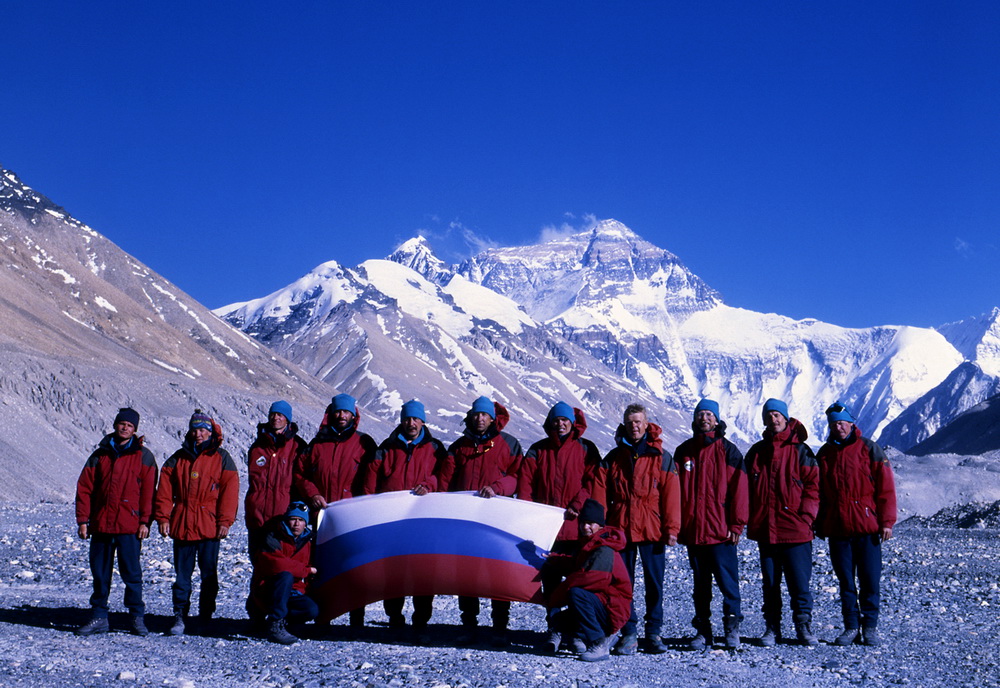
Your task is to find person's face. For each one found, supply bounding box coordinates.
[624,411,648,443]
[401,416,424,440]
[470,412,492,434]
[269,412,288,433]
[193,427,212,444]
[331,409,354,431]
[114,420,136,442]
[830,420,853,441]
[694,410,717,434]
[552,417,573,436]
[580,521,601,539]
[287,517,307,537]
[764,411,788,434]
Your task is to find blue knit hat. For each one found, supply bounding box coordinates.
[285,501,309,522]
[269,400,293,423]
[470,396,495,419]
[546,401,574,425]
[826,401,855,424]
[401,399,426,422]
[694,398,720,420]
[114,407,140,429]
[189,409,213,431]
[762,398,789,421]
[330,394,357,414]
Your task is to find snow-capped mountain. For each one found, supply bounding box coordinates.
[0,167,339,501]
[218,218,1000,451]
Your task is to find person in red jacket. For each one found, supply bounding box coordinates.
[674,398,748,650]
[437,395,523,647]
[745,398,820,647]
[816,401,897,648]
[295,393,376,628]
[593,403,680,656]
[155,409,240,636]
[547,499,632,662]
[250,502,318,645]
[520,402,603,651]
[364,399,446,640]
[74,408,158,637]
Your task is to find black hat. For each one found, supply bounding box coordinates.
[578,499,606,526]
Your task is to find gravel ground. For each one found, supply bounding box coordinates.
[0,503,997,688]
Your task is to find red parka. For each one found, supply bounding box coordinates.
[674,421,748,546]
[438,402,523,496]
[816,426,897,538]
[251,519,314,607]
[364,426,447,494]
[76,434,158,534]
[155,419,240,541]
[294,409,376,504]
[548,526,633,633]
[745,418,819,544]
[594,423,681,544]
[245,422,307,531]
[518,407,603,541]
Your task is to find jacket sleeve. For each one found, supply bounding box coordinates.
[436,448,457,492]
[154,459,176,526]
[725,441,749,534]
[216,449,240,529]
[869,441,898,529]
[798,444,820,525]
[138,449,158,526]
[549,546,615,608]
[659,454,681,541]
[256,536,314,580]
[590,458,608,511]
[491,434,522,497]
[363,447,385,495]
[75,453,98,525]
[351,434,378,497]
[516,445,538,501]
[568,440,602,513]
[294,445,323,500]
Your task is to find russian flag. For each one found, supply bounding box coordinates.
[311,491,566,622]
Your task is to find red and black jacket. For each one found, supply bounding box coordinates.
[816,426,897,538]
[438,402,523,496]
[364,425,447,494]
[548,526,633,633]
[251,519,314,606]
[76,434,158,534]
[245,422,307,531]
[294,409,376,504]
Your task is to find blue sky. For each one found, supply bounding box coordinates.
[4,2,998,329]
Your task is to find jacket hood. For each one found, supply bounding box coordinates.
[763,417,809,444]
[318,404,362,439]
[182,418,223,455]
[581,525,627,553]
[464,400,509,436]
[545,406,587,442]
[98,433,146,452]
[828,423,862,446]
[614,421,663,455]
[692,419,729,443]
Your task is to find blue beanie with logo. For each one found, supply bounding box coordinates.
[694,398,720,420]
[762,398,789,421]
[826,401,856,424]
[470,396,495,419]
[269,400,293,423]
[330,394,357,414]
[285,501,309,522]
[401,399,426,422]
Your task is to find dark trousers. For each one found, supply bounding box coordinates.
[89,532,144,617]
[266,571,319,623]
[829,534,882,629]
[458,596,510,629]
[687,542,742,628]
[622,541,665,637]
[383,596,434,627]
[554,587,611,645]
[759,540,814,625]
[172,539,221,618]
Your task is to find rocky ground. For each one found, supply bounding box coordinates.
[0,502,997,688]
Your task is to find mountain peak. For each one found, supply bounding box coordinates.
[387,235,451,284]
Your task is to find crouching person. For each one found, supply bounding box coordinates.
[251,502,319,645]
[547,500,632,662]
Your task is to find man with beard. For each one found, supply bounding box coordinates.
[744,398,820,647]
[519,401,603,652]
[155,410,240,636]
[816,401,897,648]
[75,408,158,637]
[593,403,680,656]
[673,398,748,650]
[437,395,523,647]
[295,393,377,628]
[364,399,447,641]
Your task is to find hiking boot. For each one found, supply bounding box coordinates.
[130,615,150,637]
[580,635,612,662]
[723,615,741,650]
[833,627,860,646]
[759,623,780,647]
[75,617,109,636]
[568,636,587,654]
[640,634,669,654]
[611,632,638,655]
[796,622,818,647]
[861,626,880,647]
[541,630,562,654]
[268,619,298,645]
[168,615,185,636]
[688,627,712,650]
